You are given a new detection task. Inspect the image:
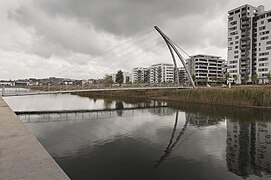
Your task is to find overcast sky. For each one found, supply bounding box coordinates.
[0,0,270,80]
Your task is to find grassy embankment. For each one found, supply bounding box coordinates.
[75,86,271,108]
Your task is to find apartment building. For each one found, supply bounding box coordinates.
[177,67,187,83]
[254,8,271,83]
[227,4,271,84]
[149,63,174,83]
[187,55,225,84]
[131,67,149,83]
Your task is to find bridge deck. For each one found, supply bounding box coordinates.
[0,97,70,180]
[2,86,190,97]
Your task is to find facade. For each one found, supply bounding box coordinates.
[0,81,15,86]
[227,4,271,84]
[254,8,271,84]
[187,55,225,84]
[149,63,174,84]
[131,67,149,83]
[122,72,131,83]
[177,67,187,83]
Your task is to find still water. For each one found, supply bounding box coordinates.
[4,93,271,180]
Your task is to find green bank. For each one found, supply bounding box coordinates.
[74,87,271,108]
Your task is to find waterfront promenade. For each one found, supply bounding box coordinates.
[0,97,70,180]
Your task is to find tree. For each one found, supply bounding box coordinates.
[252,73,258,85]
[103,75,114,87]
[244,73,249,84]
[116,70,124,85]
[225,72,230,82]
[233,75,238,84]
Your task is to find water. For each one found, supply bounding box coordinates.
[4,93,271,180]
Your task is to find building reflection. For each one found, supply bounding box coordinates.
[187,113,223,127]
[226,120,271,178]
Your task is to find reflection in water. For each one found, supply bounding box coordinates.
[104,99,113,109]
[227,120,271,178]
[8,94,271,180]
[154,111,189,168]
[115,101,124,116]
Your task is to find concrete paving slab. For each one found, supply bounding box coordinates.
[0,97,70,180]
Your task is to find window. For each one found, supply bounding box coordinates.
[228,38,232,41]
[230,21,237,26]
[235,46,238,49]
[261,21,264,24]
[230,42,233,45]
[260,36,269,40]
[268,19,271,23]
[228,47,232,50]
[235,41,239,44]
[266,41,271,45]
[229,26,237,31]
[267,46,271,50]
[230,31,238,36]
[234,50,239,54]
[259,68,268,72]
[259,57,268,62]
[259,31,270,35]
[235,36,239,39]
[259,63,269,67]
[259,26,266,31]
[234,55,239,58]
[259,52,269,56]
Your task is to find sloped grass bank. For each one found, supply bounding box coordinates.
[74,87,271,108]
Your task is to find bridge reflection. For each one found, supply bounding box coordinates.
[155,108,271,179]
[17,105,169,123]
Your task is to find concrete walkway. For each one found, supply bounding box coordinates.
[0,97,70,180]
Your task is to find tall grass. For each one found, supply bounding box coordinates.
[75,87,271,108]
[164,88,271,107]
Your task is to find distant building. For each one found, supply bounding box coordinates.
[0,81,15,86]
[131,67,149,83]
[15,81,30,86]
[227,4,271,84]
[149,63,174,83]
[177,67,187,84]
[187,55,225,84]
[123,72,131,83]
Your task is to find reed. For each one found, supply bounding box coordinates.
[164,87,271,107]
[74,87,271,108]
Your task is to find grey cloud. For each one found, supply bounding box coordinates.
[8,1,117,58]
[33,0,231,36]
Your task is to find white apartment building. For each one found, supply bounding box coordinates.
[177,67,187,83]
[227,4,271,84]
[255,8,271,84]
[131,67,149,83]
[187,55,225,84]
[122,72,131,83]
[149,63,174,83]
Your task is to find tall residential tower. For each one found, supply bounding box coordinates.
[227,4,271,84]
